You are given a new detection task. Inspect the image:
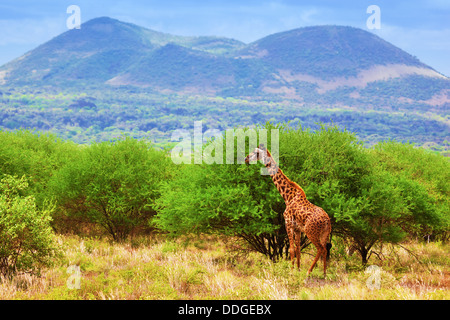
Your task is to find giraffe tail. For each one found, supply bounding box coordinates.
[326,242,332,261]
[325,222,332,261]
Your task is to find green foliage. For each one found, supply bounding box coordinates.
[277,124,411,263]
[0,129,77,206]
[370,141,450,239]
[1,86,447,154]
[1,18,448,155]
[155,123,448,263]
[0,175,60,276]
[0,127,447,266]
[50,136,173,241]
[155,125,287,260]
[278,125,447,263]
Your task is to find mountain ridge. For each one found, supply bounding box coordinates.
[1,17,447,93]
[0,16,448,151]
[240,25,431,76]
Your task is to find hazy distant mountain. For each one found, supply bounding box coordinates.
[1,17,448,103]
[239,25,430,78]
[0,17,448,151]
[0,17,243,86]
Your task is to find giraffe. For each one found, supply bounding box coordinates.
[245,144,332,276]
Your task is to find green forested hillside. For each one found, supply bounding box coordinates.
[0,17,448,153]
[0,86,448,155]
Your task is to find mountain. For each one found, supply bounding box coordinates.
[237,25,448,104]
[239,25,429,78]
[0,17,449,152]
[1,17,447,96]
[0,17,245,87]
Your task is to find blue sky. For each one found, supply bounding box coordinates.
[1,0,449,76]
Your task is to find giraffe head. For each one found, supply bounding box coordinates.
[245,144,279,175]
[245,144,270,165]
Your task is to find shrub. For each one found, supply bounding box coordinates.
[50,136,172,241]
[370,140,449,241]
[0,175,60,277]
[0,129,77,207]
[155,123,447,264]
[155,123,287,260]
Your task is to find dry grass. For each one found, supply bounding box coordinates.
[0,234,448,300]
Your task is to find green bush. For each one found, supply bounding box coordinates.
[155,124,288,260]
[279,125,446,263]
[0,129,77,207]
[50,136,173,241]
[370,140,449,240]
[155,123,447,264]
[0,175,60,277]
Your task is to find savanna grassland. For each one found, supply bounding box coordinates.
[0,127,448,301]
[1,234,448,300]
[1,17,449,304]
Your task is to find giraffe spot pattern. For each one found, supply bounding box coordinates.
[246,146,332,276]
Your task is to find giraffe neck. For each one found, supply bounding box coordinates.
[263,152,307,204]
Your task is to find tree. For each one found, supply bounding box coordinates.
[155,123,448,264]
[279,125,446,264]
[278,123,383,264]
[0,129,77,207]
[370,140,449,241]
[0,175,59,277]
[50,137,172,241]
[155,124,288,261]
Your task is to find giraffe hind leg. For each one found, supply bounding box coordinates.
[307,242,325,276]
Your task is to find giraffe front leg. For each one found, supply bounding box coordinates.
[288,233,296,269]
[294,231,302,270]
[285,223,296,269]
